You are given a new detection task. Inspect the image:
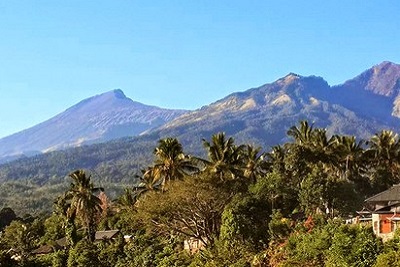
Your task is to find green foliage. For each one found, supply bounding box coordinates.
[136,175,231,246]
[97,235,125,267]
[280,221,381,267]
[0,207,17,231]
[374,229,400,267]
[61,170,103,243]
[40,214,64,244]
[249,171,297,215]
[189,239,254,267]
[51,250,68,267]
[116,231,188,267]
[325,225,381,267]
[2,123,400,266]
[0,219,44,264]
[268,210,291,241]
[67,240,101,267]
[0,250,17,266]
[220,195,270,248]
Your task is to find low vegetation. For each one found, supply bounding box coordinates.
[1,121,400,266]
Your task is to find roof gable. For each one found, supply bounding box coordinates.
[95,230,120,240]
[365,184,400,203]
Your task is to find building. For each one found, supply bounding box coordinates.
[364,184,400,241]
[32,230,122,255]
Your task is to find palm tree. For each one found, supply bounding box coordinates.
[368,130,400,163]
[333,135,365,179]
[287,120,315,146]
[116,188,137,211]
[202,132,245,180]
[266,145,286,174]
[366,130,400,191]
[64,170,103,242]
[242,145,267,183]
[151,138,199,190]
[132,167,162,199]
[54,194,77,246]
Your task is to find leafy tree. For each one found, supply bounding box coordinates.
[220,195,271,249]
[268,210,291,241]
[117,231,185,267]
[40,213,64,244]
[325,225,381,267]
[250,170,297,215]
[136,175,231,247]
[0,219,43,265]
[97,233,125,266]
[0,207,17,231]
[67,239,101,267]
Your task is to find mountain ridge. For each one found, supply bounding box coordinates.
[1,61,400,164]
[1,60,400,198]
[0,89,187,160]
[153,61,400,151]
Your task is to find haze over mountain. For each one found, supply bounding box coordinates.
[0,89,186,160]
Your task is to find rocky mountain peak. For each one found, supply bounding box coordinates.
[111,89,127,99]
[276,73,302,86]
[343,61,400,97]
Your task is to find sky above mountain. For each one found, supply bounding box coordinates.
[0,0,399,138]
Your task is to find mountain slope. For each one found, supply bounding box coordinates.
[0,89,187,159]
[2,61,400,184]
[156,62,400,150]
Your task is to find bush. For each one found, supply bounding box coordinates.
[67,240,100,267]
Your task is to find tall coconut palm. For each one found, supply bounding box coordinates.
[65,170,103,242]
[54,194,77,246]
[287,120,315,146]
[366,130,400,191]
[151,138,199,190]
[368,130,400,163]
[242,145,267,183]
[202,132,245,180]
[132,166,162,199]
[266,145,286,174]
[333,135,365,179]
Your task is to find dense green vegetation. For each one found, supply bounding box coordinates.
[1,121,400,266]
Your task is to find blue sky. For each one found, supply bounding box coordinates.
[0,0,399,138]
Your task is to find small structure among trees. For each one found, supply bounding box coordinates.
[363,184,400,241]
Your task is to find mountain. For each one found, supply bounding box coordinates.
[155,61,400,151]
[0,89,187,160]
[2,61,400,214]
[2,61,400,181]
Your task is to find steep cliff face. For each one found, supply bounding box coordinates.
[0,89,187,158]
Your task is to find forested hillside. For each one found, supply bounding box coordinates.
[1,121,400,266]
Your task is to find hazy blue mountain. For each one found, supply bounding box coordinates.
[0,89,187,160]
